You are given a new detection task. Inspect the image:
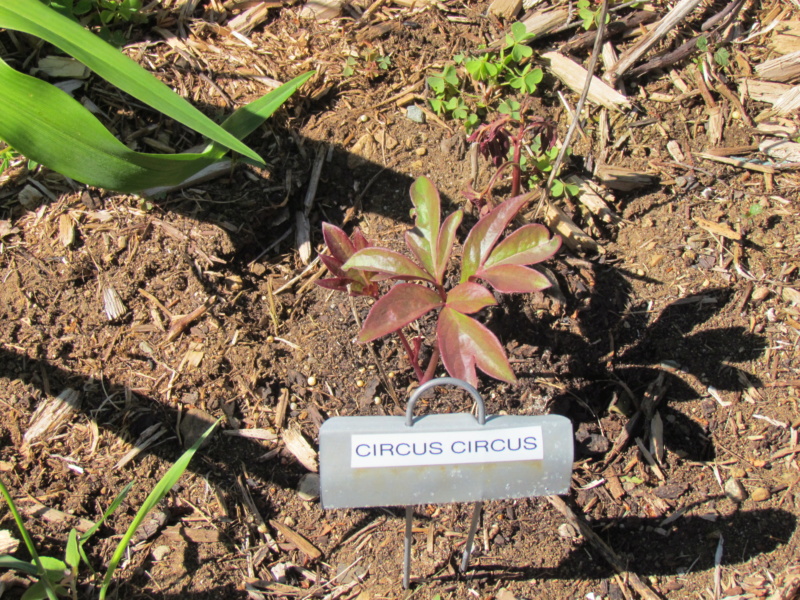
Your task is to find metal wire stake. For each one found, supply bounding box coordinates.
[460,501,483,572]
[403,506,413,589]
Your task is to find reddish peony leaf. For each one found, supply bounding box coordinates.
[475,264,551,294]
[484,224,561,268]
[445,282,496,314]
[358,284,444,342]
[343,248,434,283]
[435,210,463,282]
[317,277,351,293]
[319,253,345,277]
[437,307,516,386]
[460,193,532,282]
[322,222,356,264]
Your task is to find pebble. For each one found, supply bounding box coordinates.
[557,523,577,539]
[406,105,425,123]
[730,467,747,479]
[297,473,320,501]
[415,147,427,156]
[724,477,748,503]
[307,375,317,386]
[751,286,770,304]
[751,487,770,502]
[152,545,171,561]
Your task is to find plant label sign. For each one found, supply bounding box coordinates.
[319,381,573,509]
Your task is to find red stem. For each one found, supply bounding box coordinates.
[397,329,425,382]
[420,344,440,384]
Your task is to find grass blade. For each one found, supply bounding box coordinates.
[0,58,218,192]
[0,478,59,600]
[0,0,262,164]
[0,555,39,576]
[98,420,219,599]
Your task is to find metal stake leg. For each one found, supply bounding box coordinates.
[403,506,413,589]
[460,501,483,573]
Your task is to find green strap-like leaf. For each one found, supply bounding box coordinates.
[0,0,261,163]
[0,58,217,192]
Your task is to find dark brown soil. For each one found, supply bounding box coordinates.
[1,1,799,599]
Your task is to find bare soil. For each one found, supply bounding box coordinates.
[1,1,799,599]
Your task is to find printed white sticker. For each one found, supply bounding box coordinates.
[350,426,543,468]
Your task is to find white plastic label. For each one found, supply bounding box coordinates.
[350,426,543,468]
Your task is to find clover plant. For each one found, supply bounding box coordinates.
[319,176,560,387]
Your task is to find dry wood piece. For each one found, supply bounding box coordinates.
[546,496,662,600]
[269,519,322,559]
[760,138,800,163]
[299,0,342,20]
[166,295,217,342]
[694,217,742,242]
[17,499,94,533]
[541,52,630,111]
[695,152,780,174]
[771,21,800,55]
[741,79,792,104]
[595,163,657,191]
[228,2,278,34]
[0,530,19,554]
[515,7,568,40]
[605,373,667,467]
[756,50,800,83]
[607,0,703,83]
[489,0,522,20]
[282,426,318,472]
[543,203,600,254]
[565,175,621,224]
[22,388,81,450]
[561,10,659,54]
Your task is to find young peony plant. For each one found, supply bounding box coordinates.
[318,176,560,387]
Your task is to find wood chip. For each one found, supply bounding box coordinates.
[595,163,657,191]
[756,50,800,83]
[544,202,601,254]
[760,138,800,163]
[489,0,521,19]
[541,51,631,111]
[164,525,221,543]
[269,519,322,559]
[58,214,75,247]
[37,56,90,79]
[772,21,800,54]
[282,426,318,472]
[223,428,278,441]
[17,499,94,533]
[694,217,742,242]
[103,286,126,321]
[0,530,19,554]
[566,175,622,224]
[514,7,568,40]
[22,388,81,450]
[607,0,704,83]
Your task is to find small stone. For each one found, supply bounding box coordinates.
[751,487,770,502]
[724,477,747,503]
[179,408,217,450]
[152,545,171,561]
[297,473,320,501]
[406,105,425,124]
[307,376,317,387]
[558,523,577,539]
[356,379,365,388]
[415,147,427,156]
[18,185,44,210]
[284,516,296,527]
[751,286,770,304]
[730,467,746,479]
